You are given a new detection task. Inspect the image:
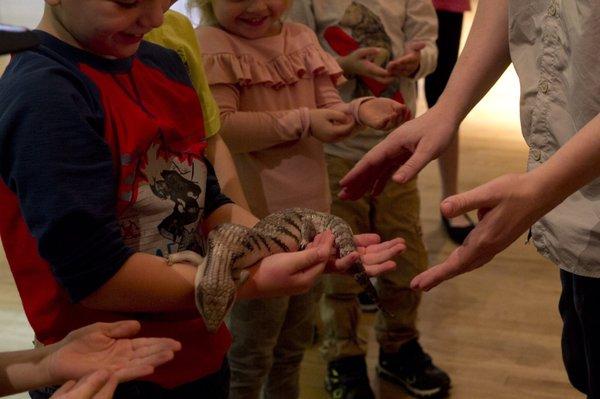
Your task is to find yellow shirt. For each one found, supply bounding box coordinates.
[145,10,221,137]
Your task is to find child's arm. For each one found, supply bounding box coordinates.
[386,0,438,80]
[314,74,407,134]
[212,83,352,153]
[206,134,251,210]
[0,321,180,397]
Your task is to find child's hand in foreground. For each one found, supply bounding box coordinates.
[359,98,409,131]
[323,233,405,275]
[309,108,355,143]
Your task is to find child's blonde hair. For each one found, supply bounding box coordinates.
[190,0,292,26]
[189,0,218,26]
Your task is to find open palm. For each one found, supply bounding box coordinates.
[47,320,181,384]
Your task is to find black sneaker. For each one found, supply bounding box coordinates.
[325,355,375,399]
[377,339,450,398]
[358,291,378,313]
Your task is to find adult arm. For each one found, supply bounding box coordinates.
[412,113,600,290]
[339,0,512,199]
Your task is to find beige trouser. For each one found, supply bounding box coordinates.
[320,154,428,362]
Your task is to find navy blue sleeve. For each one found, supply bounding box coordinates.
[203,157,234,217]
[0,52,134,302]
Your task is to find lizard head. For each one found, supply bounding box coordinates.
[194,246,238,333]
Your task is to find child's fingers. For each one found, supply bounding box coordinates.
[52,380,77,396]
[364,260,396,276]
[323,109,351,124]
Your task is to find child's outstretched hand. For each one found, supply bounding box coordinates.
[324,233,405,275]
[387,41,426,78]
[46,321,181,384]
[309,108,355,143]
[359,98,408,131]
[338,47,395,84]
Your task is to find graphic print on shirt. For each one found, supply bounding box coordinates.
[119,140,207,257]
[324,2,400,101]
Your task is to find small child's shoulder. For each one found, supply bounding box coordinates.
[283,21,320,43]
[195,25,232,50]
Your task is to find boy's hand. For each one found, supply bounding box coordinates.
[46,321,181,385]
[237,230,337,298]
[338,47,395,84]
[309,108,355,143]
[359,98,408,131]
[325,233,405,275]
[387,41,426,78]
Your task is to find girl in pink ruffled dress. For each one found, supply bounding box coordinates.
[193,1,407,398]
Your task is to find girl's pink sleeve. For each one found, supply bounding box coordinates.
[313,74,372,126]
[212,83,312,154]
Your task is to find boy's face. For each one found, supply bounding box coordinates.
[213,0,289,40]
[44,0,174,58]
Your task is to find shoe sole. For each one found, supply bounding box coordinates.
[376,365,449,399]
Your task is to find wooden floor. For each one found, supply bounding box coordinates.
[298,123,583,399]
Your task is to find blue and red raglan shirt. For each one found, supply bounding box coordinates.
[0,31,233,388]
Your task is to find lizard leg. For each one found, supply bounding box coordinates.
[167,250,204,266]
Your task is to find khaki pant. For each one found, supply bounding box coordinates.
[320,154,428,362]
[227,285,321,399]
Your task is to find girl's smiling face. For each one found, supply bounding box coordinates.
[212,0,289,39]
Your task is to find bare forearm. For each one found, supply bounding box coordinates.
[0,347,53,395]
[80,253,196,313]
[529,113,600,210]
[435,0,511,125]
[206,135,251,210]
[203,203,258,232]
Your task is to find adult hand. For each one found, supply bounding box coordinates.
[358,98,408,131]
[50,370,117,399]
[309,108,355,143]
[326,233,405,275]
[338,47,395,84]
[46,321,181,384]
[387,41,426,78]
[339,106,459,200]
[411,172,546,291]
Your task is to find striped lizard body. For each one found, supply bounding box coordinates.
[168,208,384,332]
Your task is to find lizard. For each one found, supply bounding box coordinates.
[168,207,388,332]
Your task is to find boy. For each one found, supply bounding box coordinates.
[0,1,397,397]
[339,0,600,397]
[290,1,449,398]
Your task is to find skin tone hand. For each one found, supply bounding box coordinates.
[386,41,426,78]
[50,370,117,399]
[46,321,181,384]
[238,230,403,299]
[0,321,181,397]
[410,172,548,291]
[358,98,408,132]
[309,108,356,143]
[324,233,406,275]
[338,47,395,84]
[339,105,458,200]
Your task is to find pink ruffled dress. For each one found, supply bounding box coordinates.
[197,22,365,217]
